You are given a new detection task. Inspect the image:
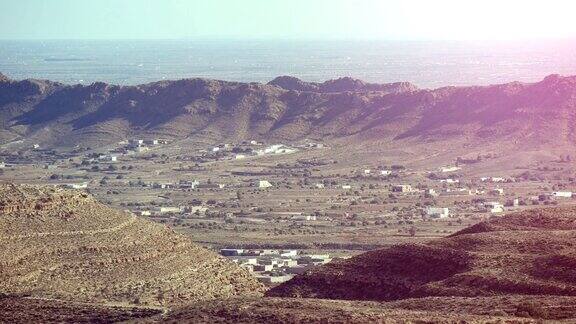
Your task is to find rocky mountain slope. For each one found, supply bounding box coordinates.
[267,206,576,301]
[0,183,264,306]
[2,73,576,151]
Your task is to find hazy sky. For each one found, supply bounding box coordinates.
[1,0,576,40]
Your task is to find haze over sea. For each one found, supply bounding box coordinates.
[1,39,576,88]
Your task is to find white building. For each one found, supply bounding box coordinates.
[439,178,459,184]
[292,215,317,221]
[280,250,298,257]
[485,202,504,213]
[63,182,88,190]
[426,207,450,218]
[363,169,371,175]
[153,183,174,189]
[552,191,573,198]
[315,183,325,189]
[341,185,352,190]
[439,166,461,173]
[158,206,182,214]
[490,188,504,196]
[235,154,247,160]
[189,206,209,214]
[99,155,117,162]
[258,180,273,189]
[255,274,294,284]
[129,139,144,146]
[380,170,392,176]
[482,177,506,183]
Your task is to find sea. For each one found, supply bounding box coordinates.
[1,39,576,89]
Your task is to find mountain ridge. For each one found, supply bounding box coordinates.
[1,73,576,151]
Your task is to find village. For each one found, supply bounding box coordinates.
[219,248,333,285]
[1,138,576,281]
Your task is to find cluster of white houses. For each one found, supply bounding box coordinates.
[220,248,332,284]
[136,205,209,217]
[124,139,169,153]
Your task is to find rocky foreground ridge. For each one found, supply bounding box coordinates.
[0,183,264,306]
[267,206,576,301]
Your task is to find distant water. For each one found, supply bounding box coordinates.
[1,39,576,88]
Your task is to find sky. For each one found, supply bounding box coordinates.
[1,0,576,40]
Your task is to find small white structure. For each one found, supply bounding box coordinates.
[189,206,209,214]
[212,147,220,152]
[552,191,573,198]
[63,182,88,190]
[179,180,200,189]
[0,162,5,169]
[255,274,294,284]
[440,166,461,173]
[292,215,317,221]
[363,169,371,175]
[426,189,438,197]
[380,170,392,176]
[235,154,246,160]
[426,207,450,218]
[33,144,41,149]
[485,202,504,213]
[99,155,117,162]
[138,210,152,216]
[144,139,159,145]
[490,188,504,196]
[134,146,149,153]
[158,206,182,214]
[153,183,174,189]
[439,178,459,184]
[482,177,506,183]
[315,183,325,189]
[280,250,298,257]
[129,139,144,146]
[341,185,352,190]
[258,180,273,189]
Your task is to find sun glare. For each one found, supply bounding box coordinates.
[388,0,576,40]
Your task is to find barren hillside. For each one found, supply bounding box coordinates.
[2,73,576,153]
[0,183,264,306]
[267,206,576,301]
